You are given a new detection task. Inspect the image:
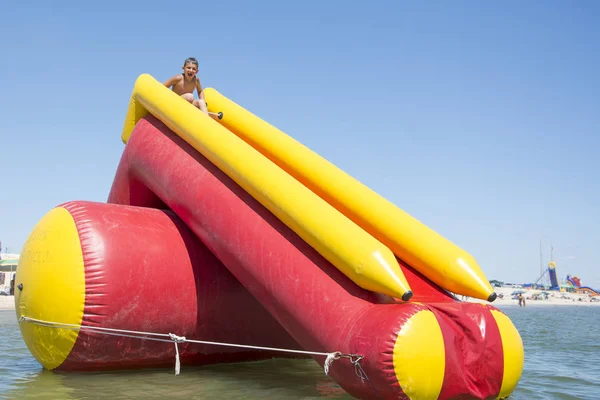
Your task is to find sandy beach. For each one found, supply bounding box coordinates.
[0,296,15,311]
[464,286,600,307]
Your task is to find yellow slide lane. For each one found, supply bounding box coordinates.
[121,74,413,301]
[204,89,496,302]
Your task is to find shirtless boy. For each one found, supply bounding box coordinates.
[163,57,208,115]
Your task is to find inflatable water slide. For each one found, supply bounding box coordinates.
[14,74,524,399]
[567,275,600,296]
[548,262,560,290]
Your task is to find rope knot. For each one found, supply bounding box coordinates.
[324,351,343,375]
[169,333,186,343]
[168,333,186,376]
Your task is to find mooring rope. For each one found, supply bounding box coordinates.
[18,316,365,380]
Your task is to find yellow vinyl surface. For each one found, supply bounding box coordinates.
[15,207,86,370]
[204,88,495,302]
[393,310,445,399]
[490,310,524,399]
[121,74,412,300]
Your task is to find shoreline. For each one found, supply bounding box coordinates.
[2,286,598,312]
[464,286,600,307]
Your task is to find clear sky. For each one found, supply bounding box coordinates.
[1,1,598,287]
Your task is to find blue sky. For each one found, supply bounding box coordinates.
[1,1,598,287]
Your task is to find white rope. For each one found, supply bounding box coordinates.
[169,333,186,375]
[20,316,172,339]
[19,316,356,376]
[324,352,339,375]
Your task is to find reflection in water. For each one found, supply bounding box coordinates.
[1,311,351,399]
[5,359,352,399]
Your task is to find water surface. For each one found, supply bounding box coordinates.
[1,306,599,399]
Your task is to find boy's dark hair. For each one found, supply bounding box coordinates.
[183,57,198,67]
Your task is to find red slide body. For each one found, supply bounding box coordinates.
[104,116,506,399]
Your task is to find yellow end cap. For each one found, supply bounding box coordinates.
[393,310,445,399]
[15,207,86,370]
[490,310,524,399]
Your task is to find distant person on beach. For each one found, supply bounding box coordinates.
[518,293,526,307]
[163,57,209,115]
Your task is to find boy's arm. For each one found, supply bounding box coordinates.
[163,75,181,88]
[196,78,205,101]
[196,78,208,113]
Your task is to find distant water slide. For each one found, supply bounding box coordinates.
[567,275,600,296]
[548,262,559,289]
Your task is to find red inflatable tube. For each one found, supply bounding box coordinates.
[52,200,304,372]
[107,115,517,399]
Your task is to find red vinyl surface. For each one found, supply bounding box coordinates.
[105,115,505,399]
[57,200,303,372]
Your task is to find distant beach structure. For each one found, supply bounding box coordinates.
[0,253,19,295]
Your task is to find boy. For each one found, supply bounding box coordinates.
[163,57,209,115]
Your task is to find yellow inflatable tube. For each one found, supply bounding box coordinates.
[204,89,496,302]
[121,74,413,301]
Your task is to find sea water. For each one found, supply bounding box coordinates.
[1,305,599,399]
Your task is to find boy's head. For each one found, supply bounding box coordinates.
[182,57,199,79]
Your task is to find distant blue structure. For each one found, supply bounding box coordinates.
[531,261,560,290]
[547,262,559,289]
